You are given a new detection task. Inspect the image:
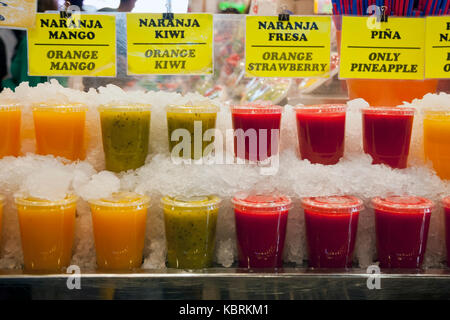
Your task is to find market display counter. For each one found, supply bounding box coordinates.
[1,8,450,302]
[1,268,450,300]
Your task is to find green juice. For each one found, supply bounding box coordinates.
[166,104,219,160]
[161,195,221,269]
[99,106,151,172]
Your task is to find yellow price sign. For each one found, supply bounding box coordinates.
[127,13,213,75]
[425,16,450,79]
[245,15,331,78]
[339,16,425,80]
[0,0,37,29]
[28,13,116,77]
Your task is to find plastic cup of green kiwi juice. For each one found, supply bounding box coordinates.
[99,105,151,172]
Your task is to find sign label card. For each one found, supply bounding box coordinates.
[27,13,116,77]
[245,15,332,78]
[0,0,37,29]
[339,16,426,80]
[425,16,450,79]
[127,13,213,75]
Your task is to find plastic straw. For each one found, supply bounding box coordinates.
[425,0,433,16]
[408,0,414,15]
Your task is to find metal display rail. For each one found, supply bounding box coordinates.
[1,268,450,299]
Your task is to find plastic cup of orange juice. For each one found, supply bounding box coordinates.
[88,192,150,271]
[15,194,78,272]
[0,104,21,158]
[423,108,450,180]
[33,104,87,161]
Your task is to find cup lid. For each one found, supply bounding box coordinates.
[301,195,364,214]
[15,193,78,207]
[294,104,346,114]
[88,191,150,208]
[98,104,151,112]
[442,196,450,209]
[32,103,87,112]
[231,103,283,114]
[423,107,450,117]
[160,195,221,209]
[361,107,415,116]
[232,192,292,212]
[0,103,21,111]
[371,195,434,214]
[166,103,219,114]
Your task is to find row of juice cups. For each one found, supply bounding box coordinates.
[234,104,450,179]
[0,191,448,272]
[1,103,449,179]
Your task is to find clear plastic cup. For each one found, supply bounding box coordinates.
[88,192,150,271]
[301,195,363,268]
[0,104,21,158]
[231,104,282,161]
[15,194,78,272]
[423,109,450,180]
[362,107,415,169]
[99,105,151,172]
[443,197,450,267]
[161,195,221,269]
[166,104,219,160]
[33,104,87,161]
[294,105,346,165]
[372,195,434,269]
[232,192,291,268]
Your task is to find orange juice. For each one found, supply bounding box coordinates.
[346,79,438,107]
[88,192,149,271]
[0,195,4,245]
[335,30,438,106]
[424,109,450,180]
[0,105,21,158]
[15,194,77,272]
[33,105,87,160]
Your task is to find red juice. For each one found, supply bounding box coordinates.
[372,196,434,269]
[295,105,346,165]
[231,104,282,161]
[362,107,415,169]
[443,197,450,267]
[301,196,363,268]
[232,193,291,268]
